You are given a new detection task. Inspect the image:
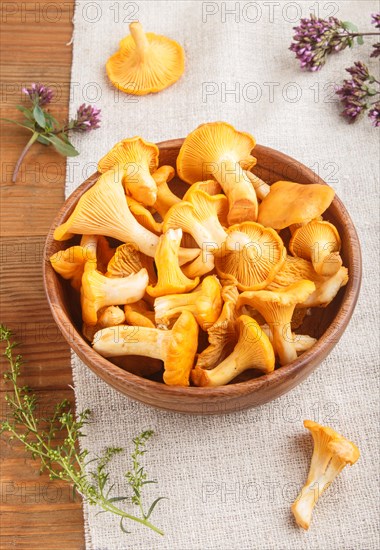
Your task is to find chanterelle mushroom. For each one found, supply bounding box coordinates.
[237,280,316,366]
[196,285,239,369]
[292,420,360,530]
[267,255,349,308]
[214,222,285,291]
[53,169,199,265]
[81,261,149,326]
[98,137,159,206]
[127,196,163,235]
[289,219,342,276]
[244,170,271,200]
[93,311,198,386]
[191,316,275,387]
[163,189,229,254]
[258,181,335,230]
[154,275,223,330]
[106,21,185,95]
[176,122,258,224]
[49,236,97,291]
[152,165,179,218]
[83,305,125,342]
[147,229,199,297]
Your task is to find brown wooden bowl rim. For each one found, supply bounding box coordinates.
[43,139,362,402]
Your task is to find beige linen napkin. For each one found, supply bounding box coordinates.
[66,1,379,548]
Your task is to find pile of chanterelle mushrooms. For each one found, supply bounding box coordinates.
[50,122,349,387]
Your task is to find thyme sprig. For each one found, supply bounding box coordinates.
[0,325,165,536]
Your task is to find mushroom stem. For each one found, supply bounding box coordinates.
[312,247,342,277]
[129,21,150,63]
[93,325,170,359]
[271,324,298,365]
[216,160,258,224]
[244,170,271,200]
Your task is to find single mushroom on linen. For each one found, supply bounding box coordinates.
[258,180,335,230]
[292,420,360,530]
[106,21,185,95]
[176,122,259,224]
[98,137,159,206]
[93,310,198,387]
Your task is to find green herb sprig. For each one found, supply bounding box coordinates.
[0,325,165,536]
[3,83,101,182]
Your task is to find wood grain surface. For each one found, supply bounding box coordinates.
[0,1,85,547]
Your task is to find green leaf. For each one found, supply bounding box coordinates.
[342,21,359,33]
[357,35,364,45]
[44,134,79,157]
[16,105,34,120]
[108,496,130,503]
[120,518,131,534]
[145,497,167,520]
[37,135,50,145]
[33,105,46,128]
[1,118,34,131]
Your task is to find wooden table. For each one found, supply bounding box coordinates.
[1,1,85,547]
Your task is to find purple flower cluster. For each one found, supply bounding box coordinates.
[22,83,54,106]
[371,13,380,29]
[336,62,379,124]
[368,102,380,127]
[73,104,101,132]
[290,15,350,71]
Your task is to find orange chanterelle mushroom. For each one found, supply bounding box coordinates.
[106,21,185,95]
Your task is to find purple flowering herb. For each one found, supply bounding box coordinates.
[371,13,380,29]
[371,43,380,58]
[368,102,380,126]
[72,104,101,132]
[290,14,380,71]
[336,63,380,124]
[22,83,54,106]
[4,83,101,182]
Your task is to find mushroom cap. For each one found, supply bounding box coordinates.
[304,420,360,465]
[98,137,158,176]
[106,243,144,278]
[238,280,316,312]
[50,245,95,291]
[182,188,229,228]
[258,181,335,230]
[176,122,257,184]
[106,23,185,95]
[127,196,163,235]
[235,315,275,374]
[289,220,341,260]
[124,300,156,329]
[152,165,176,185]
[184,180,223,197]
[163,311,199,386]
[215,222,285,291]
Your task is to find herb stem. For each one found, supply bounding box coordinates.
[12,131,39,183]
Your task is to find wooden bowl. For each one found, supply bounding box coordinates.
[43,139,361,414]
